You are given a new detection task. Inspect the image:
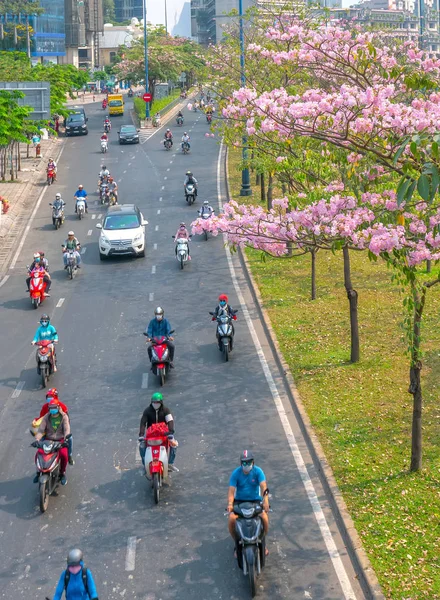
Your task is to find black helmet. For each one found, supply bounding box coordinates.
[40,314,50,326]
[67,548,83,566]
[240,450,254,463]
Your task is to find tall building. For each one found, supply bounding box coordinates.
[114,0,143,22]
[63,0,104,69]
[191,0,253,44]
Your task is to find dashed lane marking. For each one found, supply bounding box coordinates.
[87,230,92,236]
[149,292,154,301]
[151,265,156,274]
[11,381,25,399]
[153,243,157,250]
[157,209,160,215]
[92,214,96,220]
[155,225,159,231]
[125,537,137,571]
[56,298,65,308]
[81,247,87,255]
[142,373,149,388]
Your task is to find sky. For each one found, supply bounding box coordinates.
[146,0,189,35]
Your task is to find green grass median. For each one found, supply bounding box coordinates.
[133,90,181,120]
[227,147,440,599]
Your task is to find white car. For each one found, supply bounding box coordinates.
[96,204,148,260]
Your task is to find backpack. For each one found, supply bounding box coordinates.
[64,566,89,597]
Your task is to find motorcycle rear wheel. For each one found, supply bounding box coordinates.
[153,473,160,504]
[32,297,40,309]
[39,480,49,512]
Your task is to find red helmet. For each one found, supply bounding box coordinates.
[219,294,228,302]
[48,398,60,408]
[46,388,59,399]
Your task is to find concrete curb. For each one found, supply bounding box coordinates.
[223,147,385,600]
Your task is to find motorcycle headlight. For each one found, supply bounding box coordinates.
[39,355,48,362]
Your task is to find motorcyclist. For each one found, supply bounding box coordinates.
[37,250,50,271]
[52,192,65,215]
[47,157,57,179]
[99,165,110,182]
[139,392,179,472]
[32,398,70,485]
[227,450,270,547]
[154,112,161,127]
[164,128,173,147]
[176,110,184,124]
[184,171,198,197]
[31,313,58,372]
[26,253,51,295]
[37,389,74,466]
[145,307,175,367]
[174,222,191,259]
[181,132,191,150]
[62,231,81,269]
[100,132,108,143]
[52,549,98,600]
[199,200,214,217]
[74,184,88,213]
[103,116,111,131]
[212,294,237,350]
[107,176,118,203]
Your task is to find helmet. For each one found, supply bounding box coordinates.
[180,222,186,228]
[102,165,107,170]
[48,398,60,410]
[154,306,164,321]
[46,387,58,399]
[151,392,163,404]
[68,231,75,236]
[186,171,192,176]
[109,177,114,182]
[40,314,50,326]
[203,200,209,206]
[219,294,228,302]
[33,252,40,260]
[240,450,254,463]
[55,193,61,199]
[67,549,83,567]
[166,128,170,132]
[78,184,83,189]
[49,157,54,162]
[240,450,255,473]
[184,132,188,135]
[39,251,45,258]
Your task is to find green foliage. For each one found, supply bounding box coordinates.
[102,0,115,22]
[133,90,180,120]
[0,89,31,146]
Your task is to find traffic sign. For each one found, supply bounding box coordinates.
[143,93,152,102]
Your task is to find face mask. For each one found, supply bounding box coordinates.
[41,321,49,326]
[68,565,81,575]
[156,315,163,321]
[49,409,59,415]
[152,402,161,410]
[35,258,40,263]
[241,462,253,474]
[220,301,226,307]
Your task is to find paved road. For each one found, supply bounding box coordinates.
[0,99,365,600]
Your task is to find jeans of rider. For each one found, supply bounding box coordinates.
[139,443,176,465]
[27,275,51,291]
[148,340,175,362]
[63,251,81,266]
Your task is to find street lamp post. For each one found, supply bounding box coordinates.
[164,0,168,34]
[143,0,150,119]
[239,0,251,196]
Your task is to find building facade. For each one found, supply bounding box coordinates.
[63,0,104,69]
[191,0,254,44]
[114,0,143,22]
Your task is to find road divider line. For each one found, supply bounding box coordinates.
[164,177,167,180]
[0,275,10,288]
[11,381,25,399]
[169,161,173,164]
[149,292,154,301]
[161,186,165,190]
[97,214,102,220]
[125,537,137,571]
[123,170,127,174]
[216,140,357,600]
[92,214,96,220]
[87,230,92,236]
[157,209,160,215]
[159,196,163,201]
[153,243,157,250]
[155,225,159,231]
[56,298,65,308]
[151,265,156,274]
[81,247,87,255]
[142,373,149,388]
[167,168,170,171]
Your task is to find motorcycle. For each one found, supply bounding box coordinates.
[185,183,196,205]
[164,138,172,150]
[128,89,134,98]
[104,122,111,133]
[172,235,191,269]
[109,191,117,206]
[49,202,64,229]
[176,116,184,126]
[232,501,268,597]
[101,139,108,153]
[76,198,86,220]
[100,183,109,204]
[140,424,172,504]
[62,247,79,279]
[206,113,212,124]
[102,100,107,110]
[46,168,55,185]
[209,309,237,362]
[35,339,56,387]
[182,141,190,154]
[144,331,174,386]
[28,269,47,309]
[153,115,161,127]
[33,436,70,512]
[198,209,214,240]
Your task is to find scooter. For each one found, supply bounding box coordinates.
[128,89,134,98]
[206,113,212,124]
[176,116,184,126]
[32,436,70,513]
[101,139,108,153]
[35,339,56,387]
[76,198,86,220]
[140,423,172,504]
[49,202,64,229]
[182,141,190,154]
[153,115,161,127]
[198,208,214,240]
[172,235,191,269]
[231,500,268,597]
[47,168,55,185]
[104,122,111,133]
[28,269,47,309]
[144,331,174,386]
[100,183,109,204]
[209,308,237,362]
[62,247,80,280]
[185,183,196,205]
[164,138,172,150]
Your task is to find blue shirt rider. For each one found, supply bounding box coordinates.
[32,314,58,371]
[145,306,175,366]
[53,548,98,600]
[74,184,88,213]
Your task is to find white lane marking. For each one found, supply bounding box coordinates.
[149,292,154,301]
[164,177,167,181]
[123,170,127,174]
[118,178,122,183]
[159,197,163,202]
[216,140,357,600]
[151,265,156,274]
[97,214,102,220]
[166,168,170,172]
[56,298,65,308]
[9,143,66,269]
[135,444,142,464]
[11,381,25,399]
[161,186,165,190]
[153,243,157,250]
[157,209,160,215]
[142,373,149,388]
[128,162,132,166]
[125,537,137,571]
[169,161,173,164]
[87,229,92,236]
[81,247,87,255]
[92,214,96,220]
[155,225,159,231]
[0,275,10,288]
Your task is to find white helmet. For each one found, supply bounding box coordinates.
[203,200,209,206]
[33,252,40,259]
[68,231,75,236]
[55,193,61,199]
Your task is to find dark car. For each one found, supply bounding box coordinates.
[118,125,140,144]
[65,113,88,136]
[63,107,87,126]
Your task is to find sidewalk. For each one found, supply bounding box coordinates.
[0,136,64,272]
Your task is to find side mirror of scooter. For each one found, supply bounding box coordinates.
[49,203,52,206]
[143,332,148,337]
[66,433,72,440]
[169,329,175,335]
[209,311,214,316]
[171,235,175,239]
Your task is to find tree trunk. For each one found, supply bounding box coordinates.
[260,172,266,205]
[256,173,260,186]
[17,143,21,172]
[409,283,426,472]
[426,260,432,273]
[281,182,287,196]
[286,242,293,256]
[267,171,273,210]
[343,246,360,363]
[311,248,317,300]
